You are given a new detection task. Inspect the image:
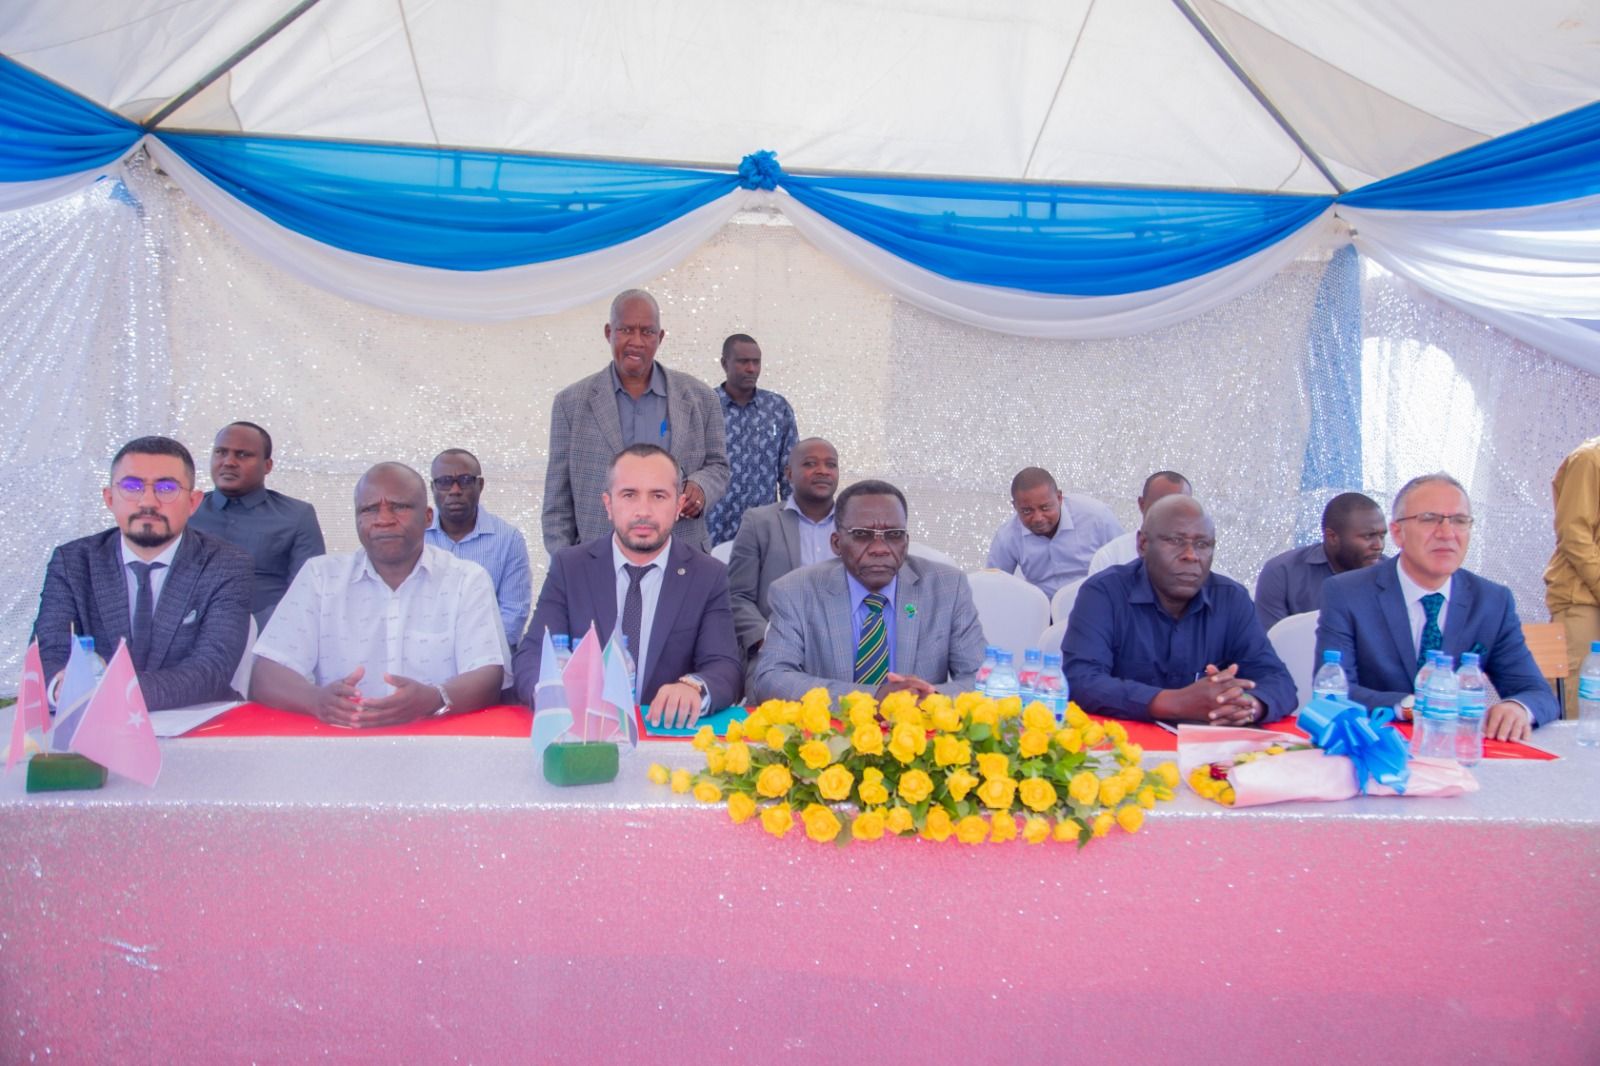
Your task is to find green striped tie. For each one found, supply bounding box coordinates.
[854,592,889,686]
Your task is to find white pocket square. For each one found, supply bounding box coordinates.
[182,609,198,625]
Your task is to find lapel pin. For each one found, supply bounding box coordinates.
[904,603,917,620]
[677,567,687,576]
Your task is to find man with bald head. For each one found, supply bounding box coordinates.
[1087,470,1192,575]
[986,466,1121,599]
[250,463,512,728]
[1064,495,1297,725]
[542,288,730,553]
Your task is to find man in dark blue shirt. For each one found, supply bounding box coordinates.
[187,421,325,627]
[1063,496,1297,725]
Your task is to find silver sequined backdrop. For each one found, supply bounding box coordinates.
[1,152,1595,689]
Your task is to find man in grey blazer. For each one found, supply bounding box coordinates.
[33,435,253,710]
[728,438,839,657]
[750,479,986,702]
[542,289,730,554]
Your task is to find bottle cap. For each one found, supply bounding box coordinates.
[1323,649,1341,664]
[1460,652,1479,666]
[1043,652,1062,666]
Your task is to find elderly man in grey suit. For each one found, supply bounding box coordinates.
[32,435,253,710]
[728,438,839,658]
[750,479,986,702]
[542,289,730,554]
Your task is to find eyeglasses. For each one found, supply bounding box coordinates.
[843,527,909,545]
[1395,512,1474,530]
[1154,534,1216,553]
[112,476,186,501]
[432,474,481,492]
[613,325,661,339]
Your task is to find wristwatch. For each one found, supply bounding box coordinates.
[678,675,707,699]
[433,683,454,717]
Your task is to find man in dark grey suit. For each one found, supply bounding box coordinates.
[541,289,730,554]
[727,438,839,657]
[517,444,742,727]
[32,435,253,710]
[750,479,986,702]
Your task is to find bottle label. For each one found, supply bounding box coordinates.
[1580,678,1600,701]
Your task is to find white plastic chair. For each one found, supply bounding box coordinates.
[908,542,957,567]
[231,614,259,699]
[1050,577,1086,625]
[1038,620,1069,661]
[1267,609,1319,709]
[709,540,733,564]
[964,570,1051,662]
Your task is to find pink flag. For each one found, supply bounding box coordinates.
[68,640,161,787]
[6,640,49,772]
[561,625,606,743]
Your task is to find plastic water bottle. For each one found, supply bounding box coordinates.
[1412,649,1438,709]
[1018,648,1042,699]
[975,646,998,687]
[618,635,638,707]
[984,650,1020,699]
[1412,654,1458,760]
[1312,649,1349,701]
[552,633,573,670]
[1578,640,1600,748]
[1034,653,1069,720]
[1454,652,1487,765]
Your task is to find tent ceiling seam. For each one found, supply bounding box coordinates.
[1022,0,1095,179]
[398,0,441,144]
[1168,0,1346,195]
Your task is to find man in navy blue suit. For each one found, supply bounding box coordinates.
[32,435,253,710]
[1316,473,1558,741]
[515,444,742,727]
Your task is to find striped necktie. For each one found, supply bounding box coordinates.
[853,592,889,686]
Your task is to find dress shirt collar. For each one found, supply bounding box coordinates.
[610,361,666,398]
[1304,542,1329,566]
[120,532,183,570]
[784,495,836,526]
[717,383,766,409]
[845,571,898,615]
[428,508,493,543]
[1396,559,1453,605]
[209,486,269,511]
[611,535,672,575]
[1126,559,1213,617]
[352,544,439,587]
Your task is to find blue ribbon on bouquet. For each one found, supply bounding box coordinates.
[1298,694,1410,794]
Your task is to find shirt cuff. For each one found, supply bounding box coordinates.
[686,673,712,713]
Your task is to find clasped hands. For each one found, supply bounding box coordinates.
[1150,663,1263,725]
[313,666,442,728]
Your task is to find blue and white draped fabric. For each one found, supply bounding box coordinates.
[0,56,140,211]
[1298,694,1412,794]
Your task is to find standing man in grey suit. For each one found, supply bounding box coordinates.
[727,437,840,659]
[32,435,253,710]
[542,289,730,554]
[750,479,986,702]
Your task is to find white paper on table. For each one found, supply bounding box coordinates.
[150,701,241,738]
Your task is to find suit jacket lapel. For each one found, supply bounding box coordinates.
[92,532,131,645]
[646,541,691,688]
[1442,571,1474,653]
[824,564,856,681]
[1375,560,1417,671]
[778,507,802,571]
[894,562,921,677]
[586,369,625,457]
[146,533,202,667]
[584,538,620,644]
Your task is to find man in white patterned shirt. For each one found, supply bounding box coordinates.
[250,463,511,728]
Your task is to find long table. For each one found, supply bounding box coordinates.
[2,725,1596,1062]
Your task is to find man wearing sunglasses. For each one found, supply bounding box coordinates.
[1316,473,1558,740]
[749,479,986,702]
[424,449,532,650]
[32,435,254,710]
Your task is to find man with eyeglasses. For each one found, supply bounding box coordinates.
[749,479,986,702]
[32,435,253,709]
[542,289,730,554]
[187,421,325,627]
[986,466,1122,599]
[1316,473,1557,740]
[423,449,532,650]
[1253,491,1387,630]
[1064,495,1297,725]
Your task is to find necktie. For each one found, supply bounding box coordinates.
[1417,591,1445,668]
[129,561,167,672]
[622,563,654,670]
[854,592,889,686]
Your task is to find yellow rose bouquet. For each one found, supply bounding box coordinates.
[648,688,1180,846]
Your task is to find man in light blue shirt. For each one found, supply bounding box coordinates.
[986,467,1122,600]
[424,449,532,650]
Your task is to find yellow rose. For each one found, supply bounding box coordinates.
[1103,720,1129,745]
[742,710,770,737]
[976,775,1018,810]
[1155,762,1180,788]
[724,741,752,775]
[692,779,722,804]
[1017,777,1059,812]
[880,688,917,722]
[1054,727,1084,753]
[946,767,979,803]
[843,692,879,729]
[930,703,963,733]
[851,809,886,841]
[852,722,885,756]
[772,700,800,726]
[1064,703,1089,728]
[1067,771,1099,806]
[816,764,855,802]
[1082,722,1106,747]
[887,721,927,765]
[761,803,794,838]
[691,725,716,751]
[801,803,842,843]
[704,745,727,775]
[975,752,1010,781]
[798,739,832,770]
[954,690,986,715]
[990,811,1017,842]
[1117,742,1144,765]
[933,734,971,767]
[755,763,793,798]
[1099,776,1128,808]
[646,762,669,785]
[724,718,745,742]
[969,700,998,727]
[921,691,954,716]
[727,792,757,824]
[1018,728,1050,758]
[1022,701,1056,732]
[859,779,889,807]
[1053,818,1083,842]
[996,695,1023,720]
[885,806,915,834]
[670,768,692,794]
[1119,765,1145,789]
[765,726,788,749]
[1138,786,1157,809]
[897,769,934,805]
[955,814,990,844]
[801,688,834,707]
[1091,811,1115,837]
[1023,816,1051,844]
[1117,805,1145,834]
[800,700,832,735]
[922,806,955,842]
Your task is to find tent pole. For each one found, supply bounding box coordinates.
[144,0,327,130]
[1168,0,1346,195]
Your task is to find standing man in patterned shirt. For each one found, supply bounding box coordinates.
[706,334,798,547]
